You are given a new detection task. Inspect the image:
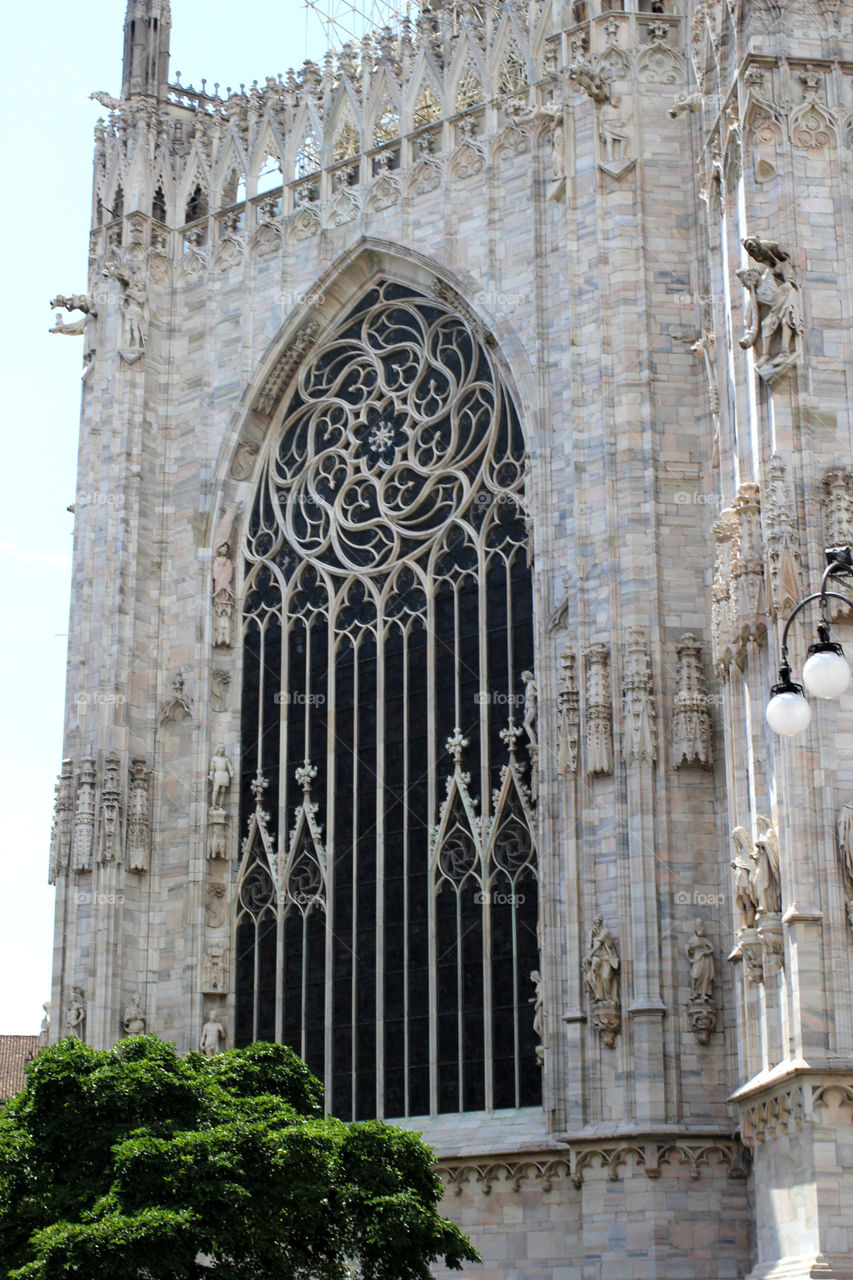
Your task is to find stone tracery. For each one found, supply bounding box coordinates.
[238,279,538,1119]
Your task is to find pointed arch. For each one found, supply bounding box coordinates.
[407,54,444,130]
[332,110,361,165]
[492,21,529,99]
[454,61,484,113]
[371,92,401,148]
[235,276,538,1121]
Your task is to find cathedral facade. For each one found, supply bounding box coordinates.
[47,1,853,1276]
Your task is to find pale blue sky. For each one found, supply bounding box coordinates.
[0,1,349,1033]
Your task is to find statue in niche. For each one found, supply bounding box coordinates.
[66,988,86,1040]
[686,920,716,1002]
[209,746,234,810]
[200,1010,226,1056]
[737,238,803,380]
[212,542,235,647]
[122,993,146,1036]
[582,915,620,1005]
[753,815,782,915]
[583,915,621,1047]
[211,669,231,713]
[598,94,630,167]
[686,918,718,1042]
[731,826,759,929]
[529,969,544,1066]
[206,882,227,927]
[521,670,538,750]
[520,670,538,800]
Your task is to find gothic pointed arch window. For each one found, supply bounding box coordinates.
[413,78,442,128]
[455,63,483,112]
[237,280,539,1121]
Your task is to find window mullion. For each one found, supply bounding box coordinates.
[427,583,438,1117]
[351,646,359,1121]
[324,609,336,1115]
[275,616,289,1045]
[402,623,410,1119]
[479,546,494,1112]
[375,620,386,1120]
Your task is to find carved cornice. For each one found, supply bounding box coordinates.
[436,1137,748,1193]
[732,1065,853,1144]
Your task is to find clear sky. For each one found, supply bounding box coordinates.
[0,0,358,1034]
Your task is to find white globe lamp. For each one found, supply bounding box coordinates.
[801,627,850,700]
[766,688,812,737]
[766,664,812,737]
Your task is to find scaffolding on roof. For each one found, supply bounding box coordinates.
[303,0,415,49]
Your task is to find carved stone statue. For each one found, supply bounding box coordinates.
[49,313,87,336]
[209,746,234,810]
[686,919,717,1042]
[66,988,86,1040]
[836,801,853,927]
[212,542,235,647]
[521,670,538,750]
[103,249,149,357]
[598,94,630,168]
[529,969,544,1066]
[686,920,716,1002]
[38,1001,51,1049]
[731,826,759,929]
[122,993,146,1036]
[50,293,97,317]
[200,1010,226,1056]
[737,237,803,380]
[202,942,229,994]
[582,915,621,1046]
[753,815,782,915]
[568,58,610,103]
[583,915,620,1004]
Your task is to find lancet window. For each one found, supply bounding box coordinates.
[237,280,540,1120]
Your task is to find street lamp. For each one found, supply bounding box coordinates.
[766,546,853,737]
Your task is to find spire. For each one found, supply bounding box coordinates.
[122,0,171,100]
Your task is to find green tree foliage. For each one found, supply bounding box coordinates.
[0,1037,479,1280]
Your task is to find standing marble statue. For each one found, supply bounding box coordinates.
[753,815,782,915]
[686,920,715,1002]
[200,1010,226,1056]
[582,915,620,1005]
[212,542,235,647]
[66,988,86,1040]
[582,914,621,1047]
[731,826,759,929]
[521,670,538,750]
[209,746,234,810]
